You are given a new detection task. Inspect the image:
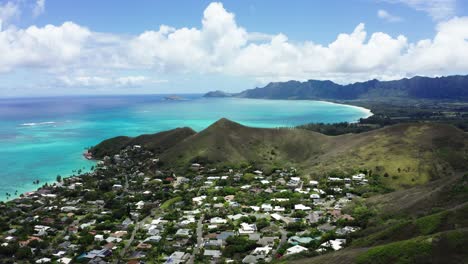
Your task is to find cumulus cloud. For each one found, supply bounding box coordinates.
[1,1,468,88]
[0,22,91,72]
[377,9,403,22]
[33,0,46,17]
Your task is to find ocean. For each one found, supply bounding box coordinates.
[0,94,372,201]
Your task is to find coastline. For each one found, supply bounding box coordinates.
[0,96,371,203]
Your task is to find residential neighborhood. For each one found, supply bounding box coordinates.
[0,145,379,263]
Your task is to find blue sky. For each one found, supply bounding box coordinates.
[1,0,468,96]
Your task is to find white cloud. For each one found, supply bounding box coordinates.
[0,22,91,72]
[57,75,158,87]
[377,9,403,22]
[33,0,46,18]
[388,0,457,21]
[0,1,20,28]
[1,1,468,90]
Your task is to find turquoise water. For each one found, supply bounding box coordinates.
[0,95,371,201]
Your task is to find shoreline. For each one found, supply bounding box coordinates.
[0,97,371,203]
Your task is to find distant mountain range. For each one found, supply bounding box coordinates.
[204,75,468,100]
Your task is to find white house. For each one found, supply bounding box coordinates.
[135,201,145,210]
[309,180,319,186]
[286,245,308,255]
[210,217,228,224]
[352,173,366,181]
[273,206,285,212]
[320,239,346,251]
[310,193,320,199]
[252,245,272,255]
[270,213,283,221]
[239,223,257,234]
[261,204,273,212]
[294,204,311,211]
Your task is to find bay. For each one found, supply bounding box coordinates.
[0,94,371,201]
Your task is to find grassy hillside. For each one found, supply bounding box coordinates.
[284,174,468,264]
[160,119,467,189]
[159,118,329,170]
[89,127,195,158]
[308,123,468,189]
[92,119,468,190]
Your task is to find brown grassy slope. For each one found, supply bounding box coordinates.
[309,123,468,189]
[160,119,467,189]
[159,118,329,169]
[91,118,467,189]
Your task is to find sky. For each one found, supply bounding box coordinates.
[0,0,468,96]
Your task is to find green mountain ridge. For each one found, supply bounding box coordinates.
[204,75,468,101]
[91,118,468,190]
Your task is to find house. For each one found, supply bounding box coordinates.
[122,218,134,228]
[136,243,152,250]
[36,258,52,263]
[217,231,235,241]
[58,258,72,264]
[242,254,265,263]
[204,239,224,247]
[224,195,235,202]
[165,251,190,264]
[253,170,263,175]
[257,237,277,246]
[192,195,206,205]
[317,223,336,232]
[287,177,301,188]
[94,234,104,242]
[320,239,346,251]
[112,184,123,190]
[288,236,315,245]
[294,204,311,211]
[309,180,319,186]
[175,229,191,237]
[144,235,162,243]
[252,245,272,255]
[250,206,260,212]
[135,201,145,210]
[273,206,285,212]
[261,204,273,212]
[227,214,246,221]
[204,249,222,259]
[210,217,227,224]
[308,211,323,224]
[336,226,359,236]
[285,245,308,255]
[310,193,320,199]
[84,248,112,259]
[270,213,283,221]
[19,236,42,247]
[352,173,365,181]
[239,223,257,234]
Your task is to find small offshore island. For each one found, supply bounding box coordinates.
[0,118,467,263]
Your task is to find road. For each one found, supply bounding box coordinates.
[272,224,287,257]
[188,215,204,264]
[115,209,158,264]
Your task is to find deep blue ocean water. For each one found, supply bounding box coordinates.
[0,94,371,201]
